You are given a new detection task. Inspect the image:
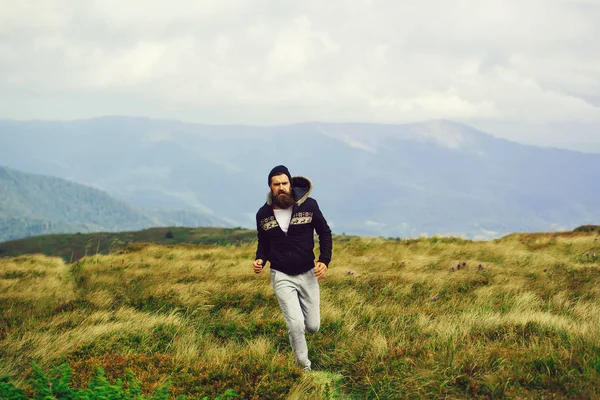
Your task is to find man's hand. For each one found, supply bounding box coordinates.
[253,259,264,274]
[314,262,327,279]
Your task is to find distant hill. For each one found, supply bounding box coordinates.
[574,225,600,233]
[0,166,230,241]
[0,226,257,262]
[1,117,599,238]
[2,223,594,264]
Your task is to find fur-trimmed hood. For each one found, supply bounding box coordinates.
[266,176,313,207]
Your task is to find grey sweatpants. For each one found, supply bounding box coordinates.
[270,268,320,370]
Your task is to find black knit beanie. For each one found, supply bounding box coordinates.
[268,165,292,186]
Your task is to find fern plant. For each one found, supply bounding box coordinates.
[0,363,236,399]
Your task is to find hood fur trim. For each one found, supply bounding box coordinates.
[266,176,313,207]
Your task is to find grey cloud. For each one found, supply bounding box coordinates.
[0,0,598,151]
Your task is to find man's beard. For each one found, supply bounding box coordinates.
[272,190,295,209]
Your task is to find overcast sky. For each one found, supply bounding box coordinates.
[1,0,599,151]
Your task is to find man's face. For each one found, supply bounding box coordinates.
[270,174,291,196]
[270,174,294,208]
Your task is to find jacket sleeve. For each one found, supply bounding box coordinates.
[313,200,333,266]
[255,215,270,263]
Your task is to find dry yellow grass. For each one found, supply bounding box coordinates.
[1,232,599,399]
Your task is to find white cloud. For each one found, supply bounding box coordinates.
[0,42,14,61]
[0,0,598,150]
[0,0,73,33]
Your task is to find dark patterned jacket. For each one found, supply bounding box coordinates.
[255,176,332,275]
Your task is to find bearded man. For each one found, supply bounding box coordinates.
[253,165,332,371]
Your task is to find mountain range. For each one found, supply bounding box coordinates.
[1,117,598,239]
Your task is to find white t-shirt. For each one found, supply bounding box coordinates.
[273,207,293,233]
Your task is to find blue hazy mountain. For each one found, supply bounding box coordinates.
[1,117,598,239]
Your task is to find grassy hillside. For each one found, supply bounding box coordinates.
[0,227,257,263]
[0,165,231,242]
[1,231,600,398]
[574,225,600,233]
[0,165,157,242]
